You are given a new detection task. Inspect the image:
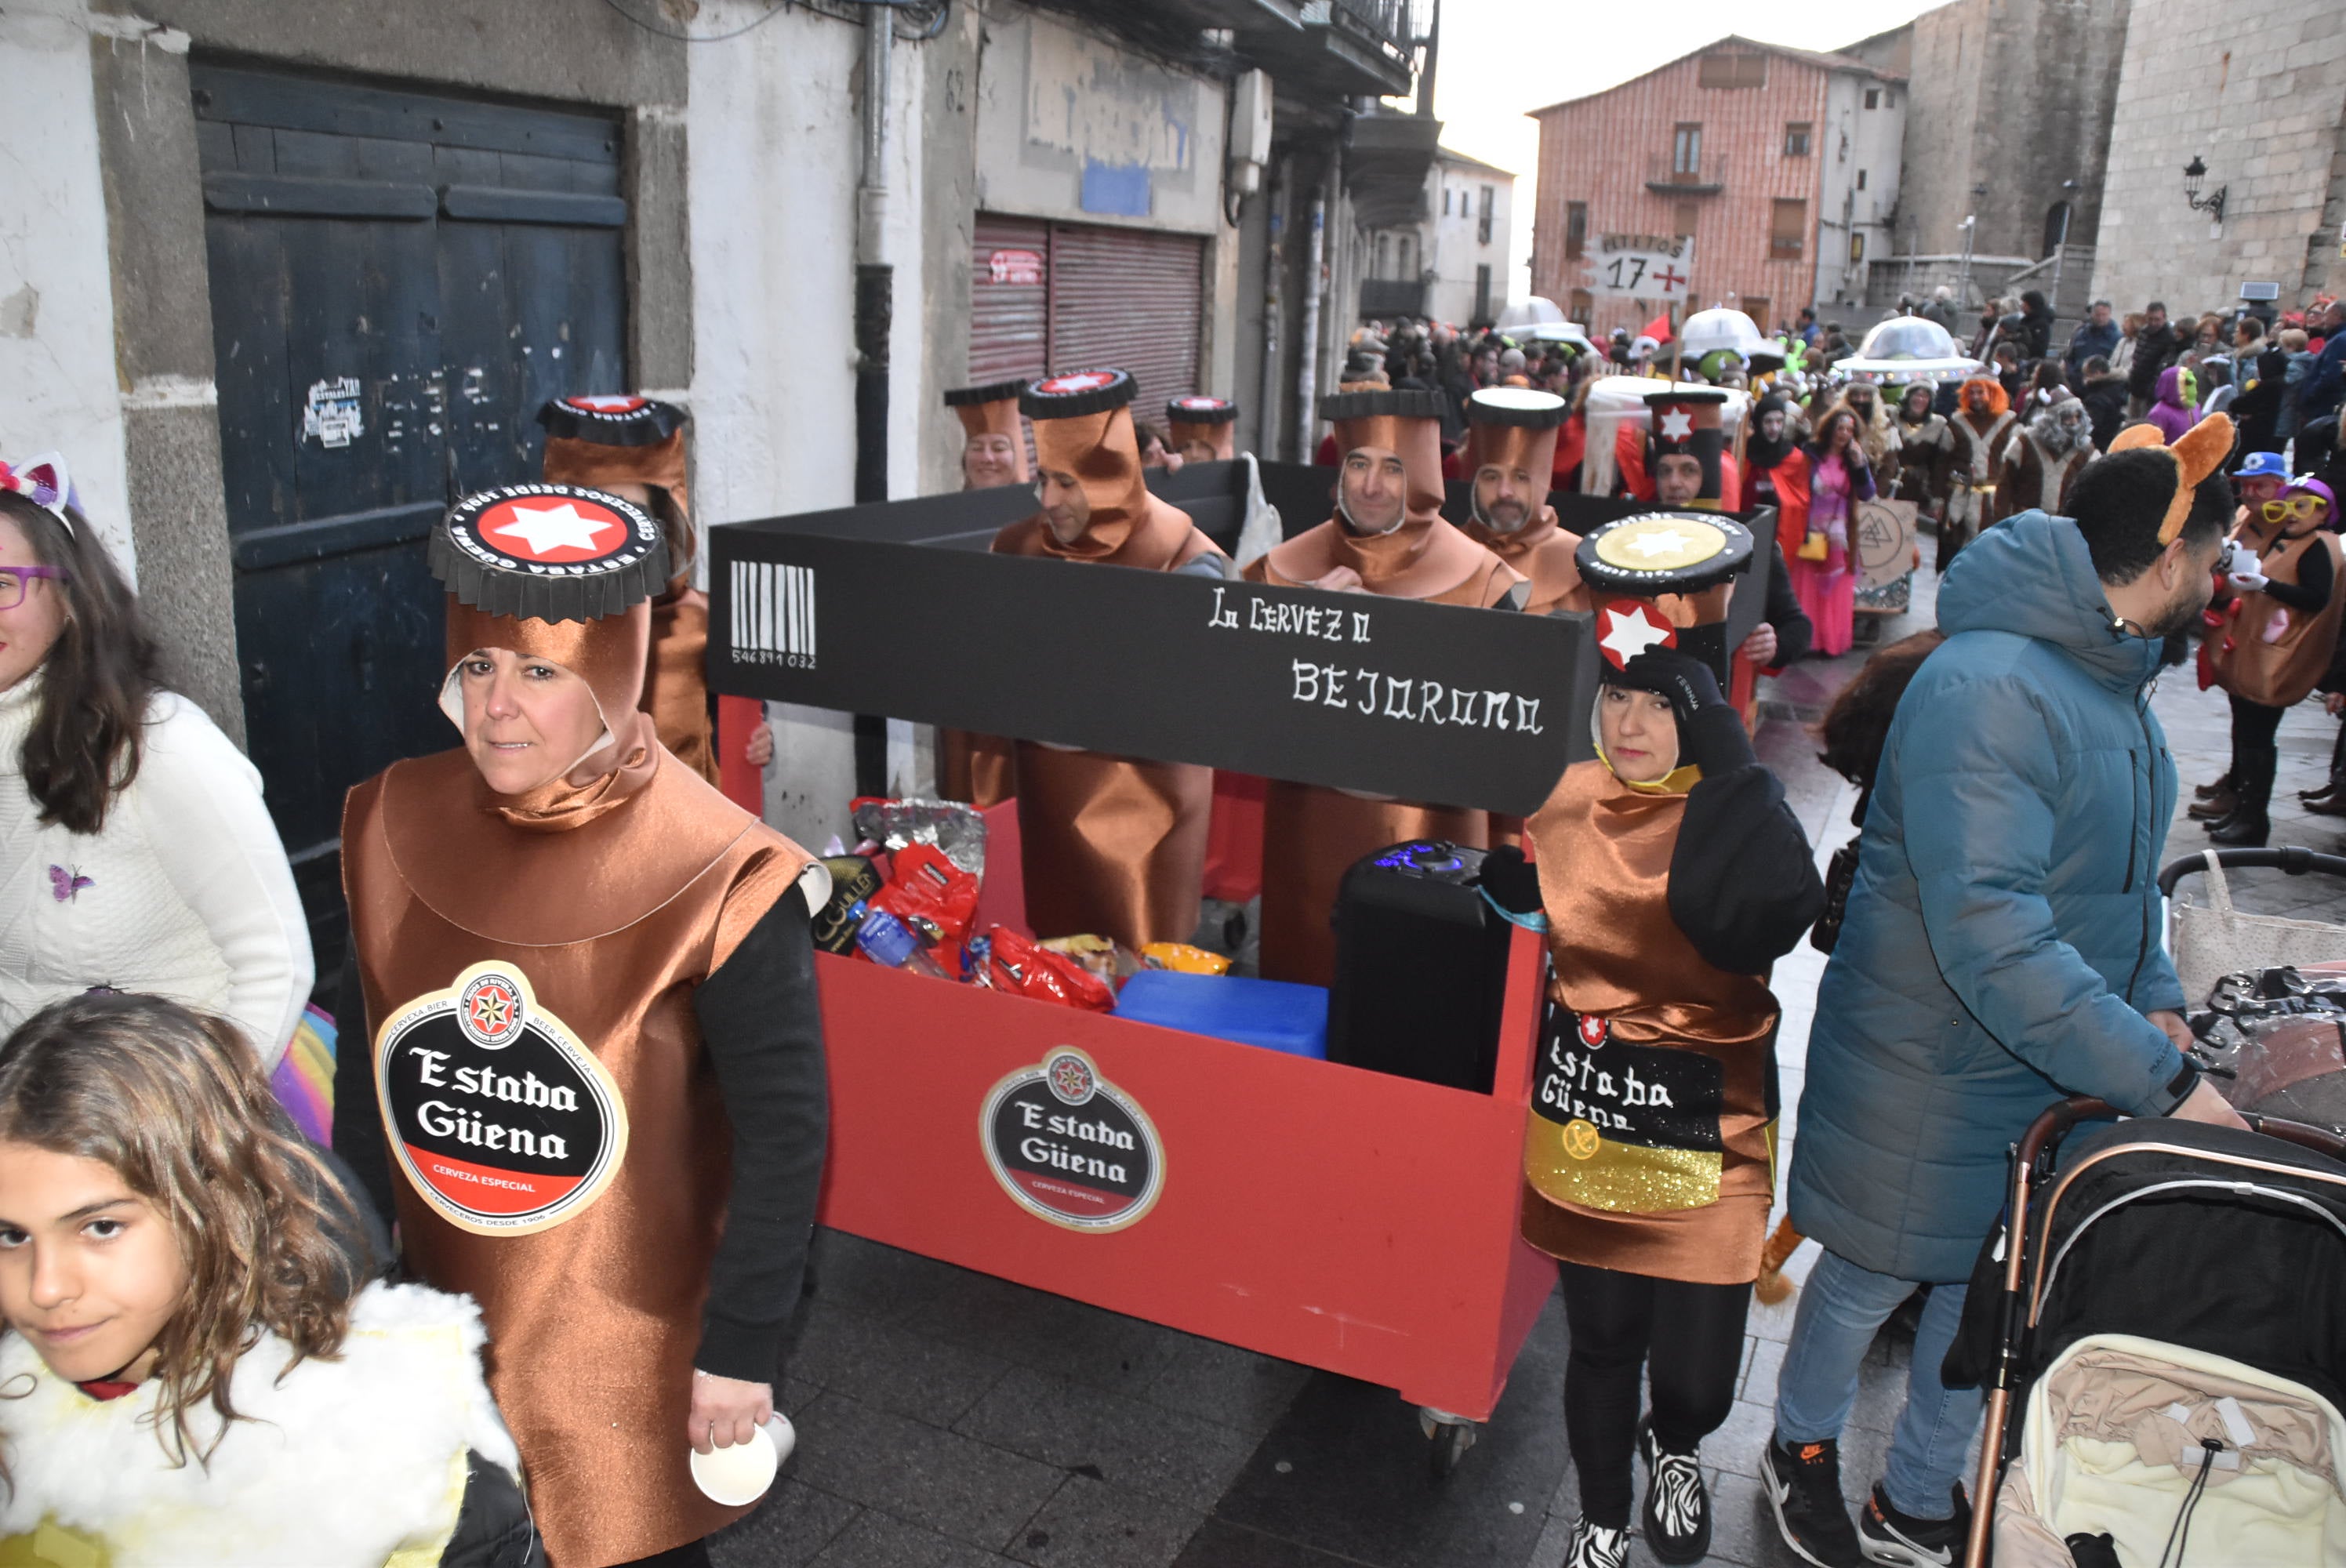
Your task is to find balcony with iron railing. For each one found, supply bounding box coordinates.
[1644,157,1727,195]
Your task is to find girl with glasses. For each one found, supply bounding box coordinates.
[0,456,310,1067]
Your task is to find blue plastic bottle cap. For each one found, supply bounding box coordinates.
[858,907,920,968]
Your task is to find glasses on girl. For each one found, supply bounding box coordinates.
[0,565,65,612]
[2263,496,2330,524]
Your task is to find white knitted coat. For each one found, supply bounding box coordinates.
[0,678,311,1064]
[0,1283,521,1568]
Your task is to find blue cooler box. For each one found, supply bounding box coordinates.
[1112,971,1329,1059]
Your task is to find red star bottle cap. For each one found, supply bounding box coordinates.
[534,394,688,448]
[1165,395,1237,426]
[1020,368,1138,420]
[431,483,670,623]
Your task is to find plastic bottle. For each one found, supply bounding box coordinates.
[848,900,951,980]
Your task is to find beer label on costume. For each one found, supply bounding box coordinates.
[1523,1003,1730,1215]
[376,961,629,1236]
[980,1048,1163,1232]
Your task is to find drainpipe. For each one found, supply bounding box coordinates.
[1258,159,1287,459]
[853,2,895,793]
[1296,141,1335,460]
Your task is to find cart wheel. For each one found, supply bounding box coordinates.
[1425,1415,1476,1479]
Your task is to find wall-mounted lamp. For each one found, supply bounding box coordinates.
[2183,156,2227,225]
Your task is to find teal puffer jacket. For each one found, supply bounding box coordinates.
[1789,509,2194,1283]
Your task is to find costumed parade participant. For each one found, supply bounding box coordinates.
[334,483,830,1568]
[1616,388,1739,510]
[1247,387,1525,984]
[1996,393,2097,519]
[1458,386,1589,618]
[0,992,539,1568]
[2199,470,2341,846]
[1889,380,1951,524]
[1941,376,2017,570]
[1781,407,1875,659]
[991,369,1229,949]
[1167,396,1239,464]
[1478,514,1822,1568]
[1836,382,1902,495]
[538,395,721,785]
[2189,452,2292,818]
[948,378,1030,491]
[941,380,1033,806]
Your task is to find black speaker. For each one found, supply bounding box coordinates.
[1324,840,1513,1094]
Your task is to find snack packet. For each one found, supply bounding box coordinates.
[1139,942,1232,975]
[868,842,980,973]
[979,925,1115,1011]
[849,797,986,878]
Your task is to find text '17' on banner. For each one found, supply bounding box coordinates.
[1585,235,1694,301]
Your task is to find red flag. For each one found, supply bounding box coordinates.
[1642,312,1674,344]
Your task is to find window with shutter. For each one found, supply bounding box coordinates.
[1770,199,1807,260]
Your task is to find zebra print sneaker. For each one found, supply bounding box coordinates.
[1638,1417,1712,1564]
[1562,1515,1629,1568]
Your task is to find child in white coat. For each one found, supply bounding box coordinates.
[0,992,537,1568]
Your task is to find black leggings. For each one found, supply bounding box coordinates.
[2232,692,2286,750]
[1560,1260,1751,1528]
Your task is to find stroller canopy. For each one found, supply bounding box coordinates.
[1990,1120,2346,1416]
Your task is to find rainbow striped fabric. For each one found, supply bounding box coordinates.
[270,1004,338,1146]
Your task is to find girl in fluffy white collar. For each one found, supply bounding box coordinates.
[0,992,538,1568]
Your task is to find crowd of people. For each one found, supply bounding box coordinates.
[0,271,2338,1568]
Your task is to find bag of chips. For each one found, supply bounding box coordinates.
[978,926,1115,1011]
[1139,942,1233,975]
[867,842,980,974]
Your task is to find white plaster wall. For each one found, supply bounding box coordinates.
[1425,159,1513,325]
[688,0,928,848]
[972,7,1226,233]
[0,0,136,575]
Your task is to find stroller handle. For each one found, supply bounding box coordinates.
[2019,1096,2346,1168]
[2156,845,2346,898]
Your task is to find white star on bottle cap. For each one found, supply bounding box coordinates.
[1627,527,1694,559]
[488,502,617,557]
[1658,409,1694,441]
[572,394,641,412]
[1600,604,1674,666]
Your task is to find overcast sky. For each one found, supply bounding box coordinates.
[1420,0,1955,305]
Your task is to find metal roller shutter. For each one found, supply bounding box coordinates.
[969,214,1051,383]
[1046,223,1206,412]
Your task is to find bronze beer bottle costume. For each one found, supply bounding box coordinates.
[941,378,1032,808]
[1458,386,1590,619]
[991,369,1229,948]
[1167,395,1239,462]
[537,395,720,785]
[1488,513,1821,1559]
[332,485,830,1568]
[1245,388,1527,985]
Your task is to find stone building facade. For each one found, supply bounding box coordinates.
[2088,0,2346,314]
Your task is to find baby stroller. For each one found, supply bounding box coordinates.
[1950,1097,2346,1566]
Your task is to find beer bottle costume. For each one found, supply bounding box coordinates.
[940,378,1030,808]
[1487,514,1821,1552]
[1244,388,1526,985]
[332,485,830,1568]
[2196,459,2341,847]
[536,396,718,785]
[1167,395,1238,461]
[1458,387,1589,619]
[1614,387,1740,511]
[990,370,1229,948]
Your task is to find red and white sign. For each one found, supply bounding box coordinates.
[988,248,1046,286]
[1585,234,1695,301]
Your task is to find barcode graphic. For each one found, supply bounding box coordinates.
[732,561,817,663]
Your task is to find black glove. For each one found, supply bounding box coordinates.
[1614,646,1754,777]
[1615,645,1725,725]
[1475,844,1542,919]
